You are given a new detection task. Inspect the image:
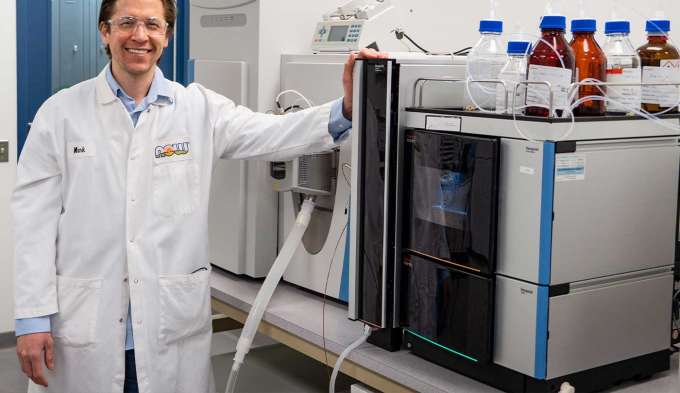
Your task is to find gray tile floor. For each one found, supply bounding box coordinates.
[0,336,677,393]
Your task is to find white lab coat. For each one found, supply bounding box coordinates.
[12,68,338,393]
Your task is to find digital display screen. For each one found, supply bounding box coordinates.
[328,26,349,42]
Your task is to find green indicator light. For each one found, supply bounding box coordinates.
[406,330,479,363]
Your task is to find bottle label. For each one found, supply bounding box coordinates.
[642,60,680,107]
[526,65,573,111]
[495,71,526,114]
[606,68,641,112]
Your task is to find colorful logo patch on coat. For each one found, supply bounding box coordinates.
[155,142,190,159]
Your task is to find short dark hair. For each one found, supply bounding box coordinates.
[98,0,177,58]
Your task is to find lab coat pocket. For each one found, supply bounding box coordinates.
[158,268,212,345]
[51,276,102,347]
[152,161,200,217]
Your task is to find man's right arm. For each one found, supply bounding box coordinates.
[12,106,63,388]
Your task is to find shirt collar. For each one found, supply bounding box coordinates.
[105,64,174,106]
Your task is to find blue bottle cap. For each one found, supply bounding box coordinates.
[540,15,567,30]
[571,19,597,33]
[479,19,503,33]
[646,19,671,33]
[507,41,532,54]
[605,20,631,34]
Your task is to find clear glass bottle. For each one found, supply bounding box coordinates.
[466,19,507,110]
[637,19,680,113]
[603,20,642,114]
[496,41,532,114]
[570,19,607,116]
[526,15,575,117]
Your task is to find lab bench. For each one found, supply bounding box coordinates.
[210,268,679,393]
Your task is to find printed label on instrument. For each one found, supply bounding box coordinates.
[520,166,535,176]
[555,153,586,182]
[642,60,680,107]
[425,115,462,132]
[606,68,642,112]
[526,65,573,111]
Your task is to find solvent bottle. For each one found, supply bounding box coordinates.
[526,15,575,117]
[466,19,507,110]
[495,41,532,114]
[602,20,642,114]
[637,19,680,113]
[570,19,607,116]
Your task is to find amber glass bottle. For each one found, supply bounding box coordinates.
[570,19,607,116]
[637,20,680,113]
[526,16,575,117]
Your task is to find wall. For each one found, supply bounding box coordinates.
[395,0,679,54]
[0,0,17,334]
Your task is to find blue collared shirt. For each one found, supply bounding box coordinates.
[106,65,174,126]
[15,66,352,347]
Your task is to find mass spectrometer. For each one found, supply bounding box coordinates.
[189,0,341,277]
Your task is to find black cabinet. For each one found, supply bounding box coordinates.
[403,254,494,363]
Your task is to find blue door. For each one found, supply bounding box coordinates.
[17,0,189,156]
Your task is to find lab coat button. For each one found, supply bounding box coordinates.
[119,318,124,323]
[123,278,128,283]
[134,279,140,284]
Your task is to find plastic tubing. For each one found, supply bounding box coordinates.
[329,324,372,393]
[225,198,316,393]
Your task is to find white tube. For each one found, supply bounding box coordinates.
[329,324,372,393]
[225,198,316,393]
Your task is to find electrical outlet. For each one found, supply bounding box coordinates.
[0,141,8,163]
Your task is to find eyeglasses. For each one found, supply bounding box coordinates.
[107,16,168,36]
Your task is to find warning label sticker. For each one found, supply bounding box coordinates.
[555,154,586,182]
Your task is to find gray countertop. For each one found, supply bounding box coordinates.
[210,268,500,393]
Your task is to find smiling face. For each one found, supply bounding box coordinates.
[100,0,170,81]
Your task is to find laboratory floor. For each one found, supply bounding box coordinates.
[0,334,676,393]
[0,330,356,393]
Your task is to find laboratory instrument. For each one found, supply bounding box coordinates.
[189,0,342,277]
[348,56,467,350]
[350,50,680,391]
[398,106,678,392]
[312,0,400,53]
[278,54,350,301]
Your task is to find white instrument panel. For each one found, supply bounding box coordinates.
[312,20,366,52]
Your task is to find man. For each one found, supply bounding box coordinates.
[12,0,386,392]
